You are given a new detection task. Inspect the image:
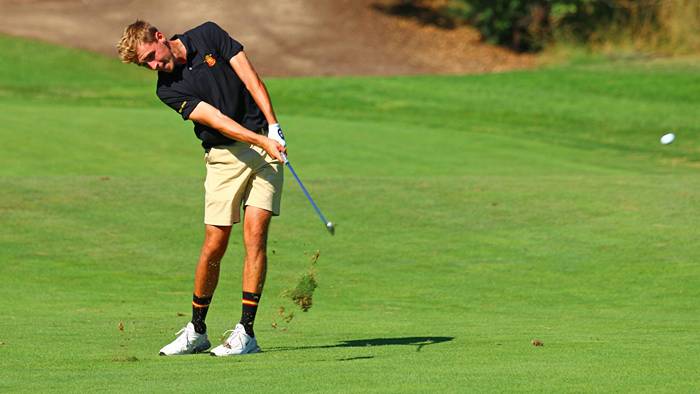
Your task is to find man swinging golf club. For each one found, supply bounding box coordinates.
[117,20,287,356]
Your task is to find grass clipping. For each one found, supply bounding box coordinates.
[273,250,320,330]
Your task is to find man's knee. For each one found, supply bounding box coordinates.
[203,225,232,257]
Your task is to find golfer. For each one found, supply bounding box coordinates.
[117,20,286,356]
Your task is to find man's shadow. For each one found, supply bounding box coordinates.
[266,336,454,353]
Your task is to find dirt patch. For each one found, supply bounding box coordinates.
[0,0,534,76]
[272,250,321,330]
[284,250,320,312]
[112,356,139,362]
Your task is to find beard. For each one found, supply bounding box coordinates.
[159,42,177,72]
[160,57,176,72]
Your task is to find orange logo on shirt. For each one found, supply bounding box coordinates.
[204,54,216,67]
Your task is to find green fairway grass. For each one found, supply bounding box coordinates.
[1,34,699,392]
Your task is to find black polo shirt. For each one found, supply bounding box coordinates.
[156,21,267,149]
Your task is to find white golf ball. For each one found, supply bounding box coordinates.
[660,133,675,145]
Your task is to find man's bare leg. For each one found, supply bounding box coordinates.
[209,207,271,356]
[239,205,272,337]
[159,224,231,355]
[242,206,272,292]
[190,224,232,334]
[194,224,232,296]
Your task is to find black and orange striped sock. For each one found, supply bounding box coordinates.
[240,292,261,337]
[191,294,212,334]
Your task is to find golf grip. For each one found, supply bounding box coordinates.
[280,152,330,226]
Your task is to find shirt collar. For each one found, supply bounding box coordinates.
[171,33,198,63]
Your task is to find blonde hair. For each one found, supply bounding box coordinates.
[117,20,159,63]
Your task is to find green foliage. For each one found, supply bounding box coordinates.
[447,0,611,51]
[448,0,700,53]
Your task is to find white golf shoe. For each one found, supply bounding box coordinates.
[159,322,211,356]
[210,323,261,357]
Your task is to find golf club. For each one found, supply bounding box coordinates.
[280,152,335,235]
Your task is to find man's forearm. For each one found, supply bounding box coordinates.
[248,79,277,125]
[190,101,264,146]
[214,112,265,146]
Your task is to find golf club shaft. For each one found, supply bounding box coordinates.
[280,153,330,227]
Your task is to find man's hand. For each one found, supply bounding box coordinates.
[260,136,286,163]
[268,123,287,147]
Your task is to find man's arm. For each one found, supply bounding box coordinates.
[229,51,278,125]
[189,101,285,162]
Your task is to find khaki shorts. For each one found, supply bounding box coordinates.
[204,143,283,225]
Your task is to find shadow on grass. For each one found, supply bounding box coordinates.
[267,336,454,353]
[337,356,375,362]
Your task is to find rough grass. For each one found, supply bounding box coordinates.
[588,0,700,55]
[1,35,699,392]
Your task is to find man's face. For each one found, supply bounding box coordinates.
[136,31,176,72]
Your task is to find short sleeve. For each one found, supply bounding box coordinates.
[202,21,243,61]
[156,79,202,120]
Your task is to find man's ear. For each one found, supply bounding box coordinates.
[155,31,165,42]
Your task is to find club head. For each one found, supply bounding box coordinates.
[326,221,335,236]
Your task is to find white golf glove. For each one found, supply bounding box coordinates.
[268,123,287,147]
